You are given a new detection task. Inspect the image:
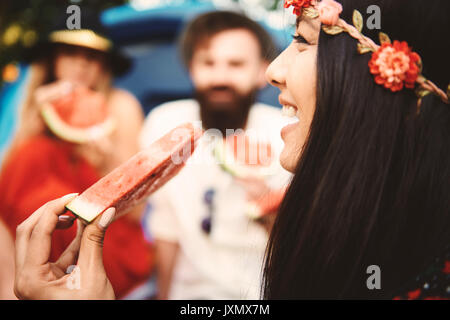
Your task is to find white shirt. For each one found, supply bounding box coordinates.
[139,99,292,299]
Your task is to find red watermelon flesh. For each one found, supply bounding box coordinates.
[226,134,274,167]
[51,87,108,128]
[214,133,278,178]
[247,187,287,220]
[66,123,202,223]
[41,87,115,144]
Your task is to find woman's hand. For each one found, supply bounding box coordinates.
[14,193,116,300]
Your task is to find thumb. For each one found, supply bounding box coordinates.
[77,207,115,271]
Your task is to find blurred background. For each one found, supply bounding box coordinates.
[0,0,295,161]
[0,0,297,300]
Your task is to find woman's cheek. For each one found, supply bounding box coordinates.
[54,58,73,80]
[289,50,317,113]
[84,62,104,87]
[278,45,318,173]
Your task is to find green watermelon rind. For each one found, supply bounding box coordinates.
[246,202,264,220]
[213,140,240,177]
[213,139,278,178]
[41,104,116,144]
[65,205,91,224]
[64,123,201,224]
[65,199,99,224]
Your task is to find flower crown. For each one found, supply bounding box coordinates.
[284,0,450,108]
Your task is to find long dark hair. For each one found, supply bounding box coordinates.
[263,0,450,299]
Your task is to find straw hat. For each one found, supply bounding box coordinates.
[25,8,131,76]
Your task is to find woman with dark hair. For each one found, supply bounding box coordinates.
[264,0,449,299]
[11,0,449,300]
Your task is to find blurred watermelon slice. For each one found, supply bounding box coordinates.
[66,123,202,223]
[214,133,278,178]
[246,188,287,220]
[41,87,115,144]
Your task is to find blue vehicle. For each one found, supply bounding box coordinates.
[0,1,289,164]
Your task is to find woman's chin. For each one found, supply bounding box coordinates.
[279,146,297,173]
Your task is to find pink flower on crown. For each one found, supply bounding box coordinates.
[317,0,343,25]
[284,0,313,16]
[368,41,421,92]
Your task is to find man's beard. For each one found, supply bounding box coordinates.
[195,86,257,136]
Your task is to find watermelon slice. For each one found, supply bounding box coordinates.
[246,188,286,220]
[214,133,278,178]
[41,87,115,144]
[66,123,202,223]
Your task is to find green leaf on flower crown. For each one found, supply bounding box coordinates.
[303,7,319,19]
[322,25,344,35]
[357,43,373,54]
[415,88,431,99]
[379,32,391,45]
[352,10,364,32]
[416,87,431,105]
[415,87,432,113]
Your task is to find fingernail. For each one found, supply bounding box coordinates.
[66,265,76,274]
[62,193,79,202]
[99,207,116,229]
[58,215,75,222]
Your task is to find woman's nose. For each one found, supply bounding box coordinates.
[265,50,287,88]
[75,56,90,68]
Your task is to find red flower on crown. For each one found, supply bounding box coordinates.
[368,41,421,92]
[284,0,313,16]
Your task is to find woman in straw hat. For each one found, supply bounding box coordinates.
[0,9,154,299]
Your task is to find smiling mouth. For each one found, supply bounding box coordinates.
[281,105,298,117]
[279,96,299,118]
[280,103,300,140]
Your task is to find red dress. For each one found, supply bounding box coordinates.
[0,134,154,299]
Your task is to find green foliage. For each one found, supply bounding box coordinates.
[0,0,285,87]
[0,0,127,86]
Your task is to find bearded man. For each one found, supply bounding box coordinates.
[139,11,291,300]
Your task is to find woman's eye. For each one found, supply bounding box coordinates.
[292,34,309,45]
